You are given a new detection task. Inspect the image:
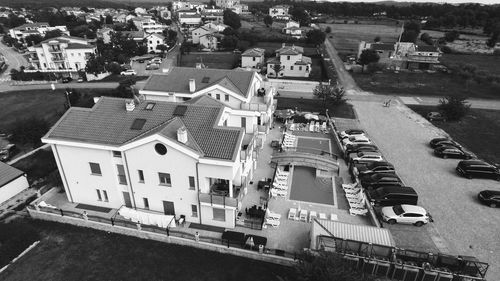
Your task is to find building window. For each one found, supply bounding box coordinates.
[159,172,171,186]
[79,53,82,56]
[216,94,220,100]
[241,117,246,128]
[89,162,102,175]
[208,93,212,97]
[112,151,122,157]
[96,189,102,201]
[224,94,229,101]
[213,208,225,221]
[117,165,127,185]
[290,66,294,70]
[192,205,198,217]
[189,176,195,190]
[253,57,256,61]
[71,53,74,56]
[138,170,144,183]
[143,198,149,209]
[287,55,290,60]
[103,190,109,202]
[299,66,302,71]
[155,143,167,155]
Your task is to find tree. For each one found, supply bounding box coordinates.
[263,15,273,27]
[295,251,376,281]
[208,0,216,8]
[358,49,379,72]
[486,23,500,48]
[420,33,433,45]
[401,21,421,43]
[374,35,381,42]
[44,29,63,40]
[271,63,282,77]
[313,82,346,112]
[223,9,241,30]
[221,35,238,50]
[444,30,460,42]
[438,96,471,121]
[106,62,122,74]
[157,44,168,56]
[114,78,136,98]
[105,15,113,25]
[85,54,106,76]
[10,117,50,147]
[325,26,332,33]
[24,34,43,46]
[306,29,326,45]
[289,6,311,26]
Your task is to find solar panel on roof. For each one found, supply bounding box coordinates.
[173,105,188,116]
[202,77,210,83]
[130,118,146,130]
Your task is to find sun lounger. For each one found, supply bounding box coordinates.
[345,188,362,196]
[321,122,327,131]
[299,209,308,222]
[265,218,281,227]
[347,193,364,203]
[309,211,318,222]
[319,213,327,220]
[288,208,297,220]
[272,182,288,190]
[266,209,282,220]
[276,169,289,176]
[270,188,287,198]
[342,183,359,190]
[309,121,315,132]
[330,214,338,221]
[350,208,368,216]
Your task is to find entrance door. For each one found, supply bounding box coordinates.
[122,192,132,208]
[163,201,175,216]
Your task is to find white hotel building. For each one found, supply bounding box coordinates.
[43,67,275,229]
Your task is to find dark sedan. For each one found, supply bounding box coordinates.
[345,143,379,155]
[431,139,462,149]
[434,146,474,159]
[429,137,449,147]
[360,173,403,190]
[478,190,500,208]
[353,161,395,176]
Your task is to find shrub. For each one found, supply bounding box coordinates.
[0,221,40,268]
[440,45,453,53]
[493,49,500,56]
[438,96,471,121]
[106,62,122,75]
[444,30,460,42]
[325,26,331,33]
[366,62,385,73]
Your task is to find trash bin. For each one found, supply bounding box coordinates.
[259,245,264,254]
[195,231,200,242]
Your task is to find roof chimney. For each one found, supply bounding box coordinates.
[282,43,285,48]
[189,78,196,93]
[125,99,135,111]
[177,126,188,144]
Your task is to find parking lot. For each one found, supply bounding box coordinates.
[130,56,175,76]
[350,99,500,280]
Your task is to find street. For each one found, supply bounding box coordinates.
[0,38,27,82]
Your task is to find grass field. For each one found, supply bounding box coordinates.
[440,54,500,76]
[321,23,400,57]
[408,105,500,165]
[0,219,296,281]
[352,72,500,100]
[180,53,239,69]
[276,97,356,119]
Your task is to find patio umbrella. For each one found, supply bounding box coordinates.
[246,236,255,248]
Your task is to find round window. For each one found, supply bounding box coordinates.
[155,143,167,155]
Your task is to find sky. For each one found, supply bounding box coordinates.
[324,0,500,4]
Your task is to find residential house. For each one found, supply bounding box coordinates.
[42,88,273,229]
[204,22,228,32]
[267,44,311,78]
[216,0,239,9]
[0,162,29,205]
[140,67,275,135]
[9,22,69,42]
[26,36,96,72]
[178,10,203,27]
[97,27,113,44]
[241,48,265,69]
[132,16,155,31]
[282,21,302,38]
[269,5,290,20]
[191,23,225,44]
[201,10,224,23]
[146,33,167,53]
[358,41,441,70]
[121,31,147,44]
[199,33,222,50]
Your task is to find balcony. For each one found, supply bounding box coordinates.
[199,193,238,208]
[240,87,275,112]
[52,56,65,62]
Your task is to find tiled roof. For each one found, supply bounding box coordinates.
[13,22,48,30]
[44,97,243,160]
[147,33,165,40]
[295,56,312,65]
[66,43,95,49]
[242,48,265,57]
[185,95,225,107]
[0,162,25,188]
[142,67,255,98]
[277,45,304,55]
[416,45,439,52]
[180,14,202,18]
[371,43,394,51]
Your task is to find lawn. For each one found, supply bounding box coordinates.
[180,53,239,69]
[408,105,500,165]
[0,219,296,281]
[352,71,500,100]
[276,97,356,119]
[440,53,500,76]
[11,147,58,185]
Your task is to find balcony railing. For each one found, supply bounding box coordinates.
[199,193,238,208]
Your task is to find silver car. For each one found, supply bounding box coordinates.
[381,204,432,227]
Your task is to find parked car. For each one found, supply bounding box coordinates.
[342,135,371,147]
[367,186,418,206]
[478,190,500,208]
[427,112,446,122]
[431,139,462,149]
[429,137,450,147]
[146,63,160,70]
[456,160,500,181]
[0,144,16,161]
[349,151,384,164]
[381,204,431,226]
[353,161,395,177]
[360,173,403,189]
[150,57,162,64]
[120,69,137,76]
[61,77,72,83]
[77,77,84,83]
[345,144,379,155]
[339,129,365,139]
[434,146,474,159]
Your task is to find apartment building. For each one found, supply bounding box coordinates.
[9,22,69,42]
[26,36,96,72]
[269,5,290,20]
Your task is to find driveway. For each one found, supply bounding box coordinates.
[0,39,27,82]
[351,99,500,280]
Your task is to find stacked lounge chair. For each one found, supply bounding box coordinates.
[342,182,368,216]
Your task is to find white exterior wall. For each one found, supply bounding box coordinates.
[0,175,29,204]
[200,205,236,228]
[146,35,165,53]
[66,48,95,70]
[192,28,211,44]
[124,140,201,223]
[199,35,218,50]
[241,56,264,68]
[179,17,203,26]
[54,145,126,208]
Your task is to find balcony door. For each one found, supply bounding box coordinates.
[163,201,175,216]
[122,192,132,208]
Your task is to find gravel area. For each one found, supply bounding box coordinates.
[351,99,500,280]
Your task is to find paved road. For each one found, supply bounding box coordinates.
[352,100,500,280]
[0,81,147,93]
[0,38,26,81]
